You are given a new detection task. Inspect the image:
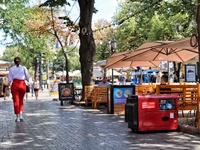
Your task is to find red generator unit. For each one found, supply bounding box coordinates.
[125,94,178,132]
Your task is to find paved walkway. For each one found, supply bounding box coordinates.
[0,89,200,150]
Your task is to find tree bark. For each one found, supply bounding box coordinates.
[78,0,96,88]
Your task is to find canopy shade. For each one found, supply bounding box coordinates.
[93,69,103,77]
[124,38,198,62]
[55,71,73,76]
[71,70,81,77]
[105,52,161,69]
[0,71,9,75]
[106,69,122,76]
[0,60,13,67]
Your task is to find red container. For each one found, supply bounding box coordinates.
[125,94,178,132]
[137,94,178,132]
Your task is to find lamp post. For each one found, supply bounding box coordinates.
[107,38,117,84]
[39,53,43,90]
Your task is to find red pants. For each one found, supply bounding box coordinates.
[11,79,26,114]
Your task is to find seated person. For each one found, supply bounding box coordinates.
[98,77,110,86]
[160,74,168,85]
[160,74,171,94]
[149,74,170,94]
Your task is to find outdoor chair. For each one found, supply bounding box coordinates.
[84,86,94,106]
[92,86,108,109]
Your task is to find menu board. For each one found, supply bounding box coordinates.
[185,64,196,82]
[58,83,74,100]
[113,87,133,104]
[109,85,135,114]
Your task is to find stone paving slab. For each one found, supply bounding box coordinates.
[0,90,200,150]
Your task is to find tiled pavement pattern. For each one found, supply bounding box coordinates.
[0,90,200,150]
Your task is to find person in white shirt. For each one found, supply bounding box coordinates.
[33,77,40,100]
[8,57,30,122]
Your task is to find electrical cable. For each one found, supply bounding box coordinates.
[92,0,163,33]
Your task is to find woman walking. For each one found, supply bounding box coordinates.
[33,77,40,100]
[8,57,30,122]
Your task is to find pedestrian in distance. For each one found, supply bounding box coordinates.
[2,77,9,100]
[8,57,30,122]
[33,77,40,100]
[29,77,34,97]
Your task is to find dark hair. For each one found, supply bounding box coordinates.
[161,74,168,82]
[103,77,107,80]
[14,57,21,67]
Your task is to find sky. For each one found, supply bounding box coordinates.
[0,0,120,56]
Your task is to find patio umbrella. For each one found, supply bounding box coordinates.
[93,69,103,78]
[71,70,81,77]
[0,60,13,67]
[124,37,198,62]
[0,71,9,75]
[105,52,161,69]
[55,71,73,76]
[105,52,128,67]
[106,69,122,76]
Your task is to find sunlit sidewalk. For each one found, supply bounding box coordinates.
[0,89,200,150]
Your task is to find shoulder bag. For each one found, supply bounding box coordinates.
[23,67,30,93]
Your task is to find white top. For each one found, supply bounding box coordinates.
[8,65,30,83]
[33,81,40,89]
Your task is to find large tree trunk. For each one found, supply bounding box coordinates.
[78,0,96,88]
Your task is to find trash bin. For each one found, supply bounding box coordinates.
[125,95,138,131]
[125,94,178,132]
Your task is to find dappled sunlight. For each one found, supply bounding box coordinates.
[1,98,200,149]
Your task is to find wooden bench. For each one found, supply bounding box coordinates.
[136,84,156,95]
[84,86,94,106]
[92,86,108,109]
[156,84,199,110]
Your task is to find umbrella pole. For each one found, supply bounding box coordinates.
[112,69,114,84]
[104,68,106,77]
[140,67,143,84]
[168,61,170,83]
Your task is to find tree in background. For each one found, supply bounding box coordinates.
[28,3,79,83]
[113,0,196,50]
[93,19,113,61]
[0,0,54,78]
[53,46,80,73]
[111,0,197,81]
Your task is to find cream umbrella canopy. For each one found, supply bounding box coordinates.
[124,38,198,62]
[106,69,122,76]
[105,52,161,69]
[122,37,199,83]
[105,52,128,68]
[93,69,103,78]
[0,60,12,67]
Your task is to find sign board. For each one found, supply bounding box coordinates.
[109,85,135,114]
[49,80,59,95]
[58,83,74,101]
[185,64,196,82]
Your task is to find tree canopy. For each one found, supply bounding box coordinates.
[110,0,196,51]
[0,0,198,86]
